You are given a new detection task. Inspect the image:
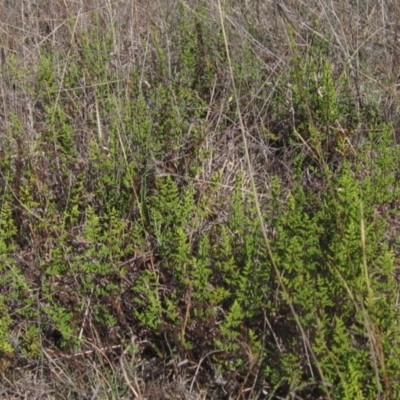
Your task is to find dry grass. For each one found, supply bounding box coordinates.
[1,0,400,399]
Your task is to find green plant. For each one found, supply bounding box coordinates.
[1,1,400,398]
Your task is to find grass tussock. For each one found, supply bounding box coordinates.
[1,0,400,399]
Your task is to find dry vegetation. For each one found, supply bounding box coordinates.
[1,0,400,399]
